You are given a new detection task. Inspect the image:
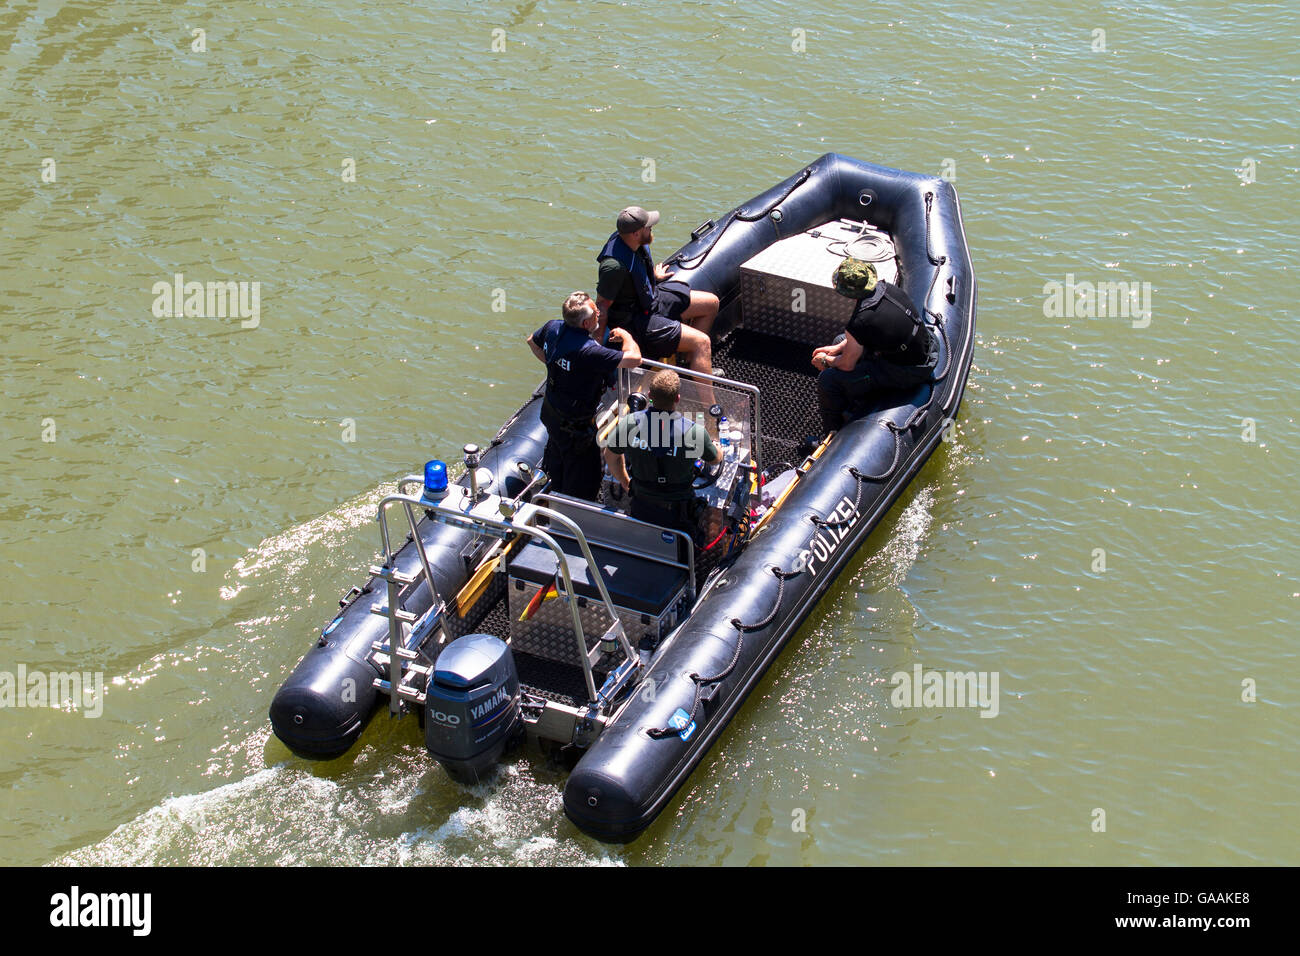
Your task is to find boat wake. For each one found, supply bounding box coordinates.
[219,483,396,602]
[53,753,624,866]
[867,485,937,588]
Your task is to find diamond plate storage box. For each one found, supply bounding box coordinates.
[508,579,635,678]
[507,538,689,677]
[739,219,899,347]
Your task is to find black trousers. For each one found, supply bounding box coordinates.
[629,493,703,541]
[540,402,602,501]
[816,337,939,433]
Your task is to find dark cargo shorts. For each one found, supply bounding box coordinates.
[613,280,691,359]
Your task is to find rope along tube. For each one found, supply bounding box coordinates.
[917,191,954,407]
[810,401,933,529]
[646,565,801,740]
[731,565,802,633]
[809,463,876,529]
[667,167,814,271]
[924,192,949,310]
[491,390,543,446]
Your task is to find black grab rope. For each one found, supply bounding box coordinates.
[810,463,876,529]
[667,167,814,272]
[921,190,952,388]
[917,191,955,410]
[491,389,543,446]
[810,401,935,525]
[927,316,954,386]
[731,565,803,633]
[647,566,800,740]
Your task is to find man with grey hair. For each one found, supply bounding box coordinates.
[527,291,641,499]
[595,206,719,376]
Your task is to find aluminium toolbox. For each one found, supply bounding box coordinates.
[507,536,689,678]
[739,218,899,347]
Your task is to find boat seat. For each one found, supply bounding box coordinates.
[509,536,686,617]
[506,522,691,676]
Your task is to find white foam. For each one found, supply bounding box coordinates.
[55,759,624,867]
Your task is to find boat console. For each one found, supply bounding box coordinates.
[599,359,761,546]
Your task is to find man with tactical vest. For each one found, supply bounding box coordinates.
[603,368,719,536]
[812,259,939,434]
[527,291,641,500]
[595,206,719,376]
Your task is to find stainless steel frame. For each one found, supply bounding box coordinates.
[374,482,638,706]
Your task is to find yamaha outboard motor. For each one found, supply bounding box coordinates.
[424,633,521,783]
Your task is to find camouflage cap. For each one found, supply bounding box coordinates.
[831,257,878,298]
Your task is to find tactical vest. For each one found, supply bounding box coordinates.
[597,233,655,319]
[847,281,931,364]
[622,410,699,503]
[542,322,603,422]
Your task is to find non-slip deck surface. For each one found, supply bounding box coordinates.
[713,329,824,472]
[473,587,587,707]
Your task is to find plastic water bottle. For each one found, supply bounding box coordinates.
[718,416,731,460]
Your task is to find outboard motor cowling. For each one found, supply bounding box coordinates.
[424,633,521,783]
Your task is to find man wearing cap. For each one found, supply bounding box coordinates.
[595,206,719,376]
[811,259,939,434]
[527,291,642,500]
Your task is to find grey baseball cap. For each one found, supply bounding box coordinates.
[617,206,660,233]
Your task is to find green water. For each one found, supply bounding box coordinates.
[1,0,1295,866]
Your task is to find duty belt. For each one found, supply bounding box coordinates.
[542,395,596,436]
[631,476,696,504]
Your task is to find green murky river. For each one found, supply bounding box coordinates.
[1,0,1295,865]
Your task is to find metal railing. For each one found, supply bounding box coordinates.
[617,358,764,475]
[374,481,636,706]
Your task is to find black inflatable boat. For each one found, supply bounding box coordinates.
[270,152,976,842]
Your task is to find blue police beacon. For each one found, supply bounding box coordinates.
[422,460,449,503]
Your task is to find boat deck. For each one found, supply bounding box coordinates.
[713,328,823,472]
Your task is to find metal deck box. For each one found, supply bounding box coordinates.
[739,219,899,347]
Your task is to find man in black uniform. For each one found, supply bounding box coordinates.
[527,291,641,500]
[603,368,719,535]
[812,260,938,433]
[595,206,719,376]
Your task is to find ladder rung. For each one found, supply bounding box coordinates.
[370,606,417,623]
[370,642,419,660]
[372,678,426,704]
[370,653,431,681]
[369,566,418,586]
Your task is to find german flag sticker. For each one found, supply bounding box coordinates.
[519,576,559,622]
